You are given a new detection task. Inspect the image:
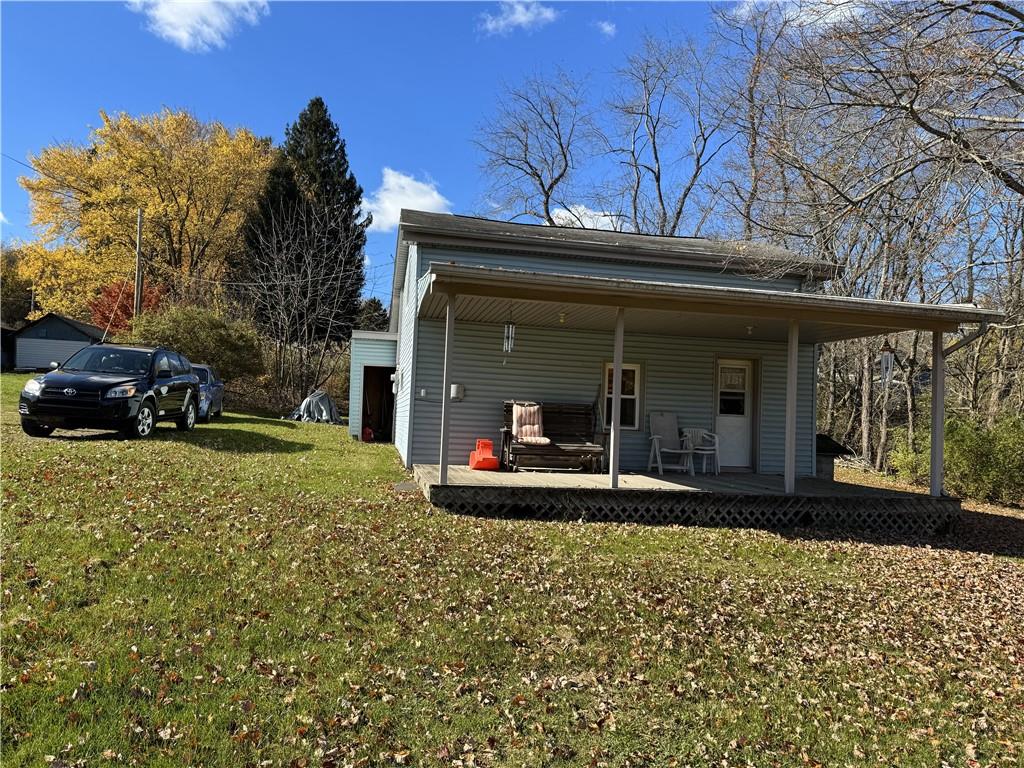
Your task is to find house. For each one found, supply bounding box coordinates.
[350,210,1001,531]
[13,312,105,371]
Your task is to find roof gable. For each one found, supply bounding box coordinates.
[16,312,106,342]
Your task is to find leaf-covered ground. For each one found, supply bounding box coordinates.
[2,373,1022,767]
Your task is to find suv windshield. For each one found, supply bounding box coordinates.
[62,347,152,375]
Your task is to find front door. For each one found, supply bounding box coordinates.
[716,360,753,470]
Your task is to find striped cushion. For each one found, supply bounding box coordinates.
[513,402,544,440]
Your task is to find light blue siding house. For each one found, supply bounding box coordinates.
[352,209,998,525]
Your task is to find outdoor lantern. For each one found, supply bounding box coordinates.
[880,338,895,389]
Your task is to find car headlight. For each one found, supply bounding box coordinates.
[106,385,138,399]
[22,378,43,395]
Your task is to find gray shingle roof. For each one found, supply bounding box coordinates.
[398,209,836,276]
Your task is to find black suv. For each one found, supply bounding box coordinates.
[19,344,200,439]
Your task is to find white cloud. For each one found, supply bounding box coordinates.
[550,205,624,231]
[730,0,862,29]
[595,20,616,39]
[480,1,559,36]
[127,0,268,52]
[365,168,452,233]
[0,211,9,225]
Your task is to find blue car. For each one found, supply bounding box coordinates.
[193,364,224,422]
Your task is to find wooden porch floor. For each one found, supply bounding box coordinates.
[412,465,960,535]
[413,465,925,498]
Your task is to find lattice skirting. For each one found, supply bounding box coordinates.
[425,486,961,536]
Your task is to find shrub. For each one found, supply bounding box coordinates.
[889,415,1024,506]
[119,305,263,381]
[888,427,930,485]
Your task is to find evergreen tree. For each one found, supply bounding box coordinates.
[283,97,369,336]
[243,97,370,343]
[356,297,389,331]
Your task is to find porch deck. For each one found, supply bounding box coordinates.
[413,465,960,536]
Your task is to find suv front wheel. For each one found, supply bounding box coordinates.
[176,398,197,432]
[125,401,156,439]
[21,420,55,438]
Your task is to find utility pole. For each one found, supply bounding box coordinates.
[133,208,143,317]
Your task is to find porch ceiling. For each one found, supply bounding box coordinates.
[419,263,1003,344]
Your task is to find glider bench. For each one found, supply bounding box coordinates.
[500,400,604,472]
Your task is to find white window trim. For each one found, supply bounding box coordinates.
[602,362,641,431]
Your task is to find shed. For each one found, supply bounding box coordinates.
[1,324,16,372]
[14,313,105,371]
[815,434,856,480]
[348,331,397,442]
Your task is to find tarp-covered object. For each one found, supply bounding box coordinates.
[288,389,341,423]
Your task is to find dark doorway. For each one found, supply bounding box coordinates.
[361,366,395,442]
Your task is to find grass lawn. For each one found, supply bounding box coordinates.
[2,371,1022,767]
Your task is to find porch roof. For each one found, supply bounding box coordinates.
[419,263,1003,344]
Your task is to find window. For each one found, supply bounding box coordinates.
[718,365,747,416]
[169,353,187,375]
[195,368,209,384]
[63,347,152,374]
[155,352,171,375]
[603,363,640,430]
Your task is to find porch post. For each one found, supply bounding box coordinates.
[609,307,625,489]
[784,319,799,495]
[930,330,945,497]
[438,294,456,485]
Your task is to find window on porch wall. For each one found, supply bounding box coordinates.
[603,363,640,430]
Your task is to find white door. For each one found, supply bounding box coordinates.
[716,360,753,469]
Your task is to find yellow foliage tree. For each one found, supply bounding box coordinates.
[15,241,123,321]
[19,108,273,316]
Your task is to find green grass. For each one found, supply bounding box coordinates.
[2,372,1022,767]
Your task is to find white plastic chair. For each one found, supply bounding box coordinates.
[647,412,694,476]
[682,427,719,475]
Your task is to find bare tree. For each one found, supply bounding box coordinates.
[786,0,1024,200]
[243,201,365,403]
[477,73,594,225]
[605,36,734,236]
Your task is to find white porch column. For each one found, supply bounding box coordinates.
[438,294,456,485]
[784,319,799,495]
[930,330,945,497]
[609,307,625,489]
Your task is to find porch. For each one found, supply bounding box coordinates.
[414,464,961,536]
[419,262,1001,506]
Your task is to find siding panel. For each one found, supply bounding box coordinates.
[393,245,420,465]
[411,319,815,474]
[348,337,397,438]
[16,339,94,370]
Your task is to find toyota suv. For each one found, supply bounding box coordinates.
[19,344,200,439]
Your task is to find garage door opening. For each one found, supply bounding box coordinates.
[361,365,395,442]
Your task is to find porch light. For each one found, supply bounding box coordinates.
[880,338,895,389]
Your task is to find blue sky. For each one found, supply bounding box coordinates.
[1,1,715,299]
